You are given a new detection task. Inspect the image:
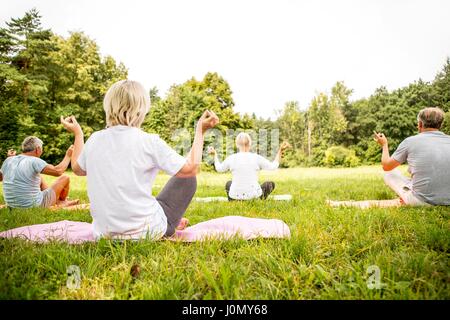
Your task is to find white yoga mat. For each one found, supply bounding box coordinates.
[195,194,293,202]
[326,199,402,209]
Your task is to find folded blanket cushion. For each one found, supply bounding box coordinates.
[0,220,94,244]
[0,216,290,243]
[171,215,291,242]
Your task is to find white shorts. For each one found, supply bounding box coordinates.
[40,188,56,208]
[383,169,429,206]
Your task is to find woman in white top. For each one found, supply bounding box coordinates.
[209,132,289,200]
[61,80,219,240]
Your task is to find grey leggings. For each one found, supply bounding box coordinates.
[156,176,197,237]
[225,181,275,200]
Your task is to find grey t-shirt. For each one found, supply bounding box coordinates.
[392,131,450,205]
[0,155,48,208]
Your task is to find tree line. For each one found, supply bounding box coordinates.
[270,64,450,167]
[1,9,449,167]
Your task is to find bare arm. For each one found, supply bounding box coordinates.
[207,146,228,172]
[41,147,72,176]
[374,132,401,171]
[61,116,86,176]
[214,154,229,173]
[176,127,205,177]
[176,110,219,177]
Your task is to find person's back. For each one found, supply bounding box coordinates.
[227,152,272,199]
[1,155,47,208]
[393,131,450,205]
[376,107,450,206]
[79,125,184,239]
[62,80,219,240]
[212,132,287,200]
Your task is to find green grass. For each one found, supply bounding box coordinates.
[0,166,448,299]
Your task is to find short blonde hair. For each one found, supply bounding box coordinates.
[235,132,252,149]
[103,80,150,127]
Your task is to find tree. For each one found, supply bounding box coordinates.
[306,83,348,163]
[143,72,252,145]
[0,10,127,163]
[431,58,450,134]
[276,101,306,150]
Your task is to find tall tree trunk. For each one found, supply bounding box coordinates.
[307,121,312,158]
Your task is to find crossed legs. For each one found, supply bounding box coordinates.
[156,176,197,237]
[383,169,428,206]
[40,175,79,207]
[328,169,428,208]
[260,181,275,200]
[225,181,275,200]
[225,181,233,201]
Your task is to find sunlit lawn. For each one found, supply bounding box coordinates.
[0,166,448,299]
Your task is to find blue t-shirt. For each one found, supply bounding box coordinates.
[0,155,48,208]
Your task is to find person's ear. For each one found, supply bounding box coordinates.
[418,120,423,132]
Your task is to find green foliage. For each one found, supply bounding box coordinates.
[0,9,127,164]
[1,10,450,168]
[142,72,253,148]
[442,111,450,135]
[280,149,307,168]
[274,63,450,167]
[323,146,360,167]
[276,101,306,149]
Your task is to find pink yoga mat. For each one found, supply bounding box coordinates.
[0,216,290,243]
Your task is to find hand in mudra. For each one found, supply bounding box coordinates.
[60,115,82,135]
[7,149,16,157]
[280,141,291,153]
[207,146,216,155]
[373,131,387,146]
[198,110,219,133]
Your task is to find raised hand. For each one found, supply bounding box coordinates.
[198,110,219,134]
[7,149,16,157]
[60,116,82,135]
[207,146,216,155]
[373,131,388,146]
[280,141,291,153]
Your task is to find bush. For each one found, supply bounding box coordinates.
[281,149,309,168]
[323,146,360,167]
[442,111,450,135]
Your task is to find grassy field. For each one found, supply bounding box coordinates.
[0,166,448,299]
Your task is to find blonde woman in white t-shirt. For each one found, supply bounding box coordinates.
[60,80,219,240]
[209,132,289,201]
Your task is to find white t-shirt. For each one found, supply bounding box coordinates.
[78,125,186,240]
[214,152,279,200]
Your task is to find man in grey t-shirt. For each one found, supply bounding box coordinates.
[0,136,78,208]
[374,107,450,206]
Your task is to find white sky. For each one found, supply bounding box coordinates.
[3,0,450,119]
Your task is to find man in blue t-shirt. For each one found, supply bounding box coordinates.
[374,107,450,206]
[0,136,78,208]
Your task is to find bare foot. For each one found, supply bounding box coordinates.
[176,218,189,230]
[55,199,80,207]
